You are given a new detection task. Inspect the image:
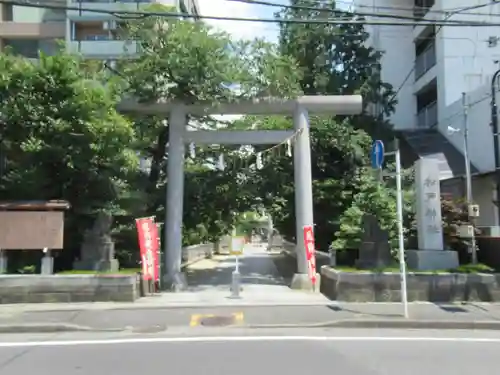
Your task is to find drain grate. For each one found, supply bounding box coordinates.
[200,315,236,327]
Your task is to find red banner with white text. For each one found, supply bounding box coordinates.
[303,225,317,285]
[135,216,160,281]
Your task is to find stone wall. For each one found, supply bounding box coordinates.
[320,266,500,302]
[0,274,140,304]
[182,243,214,264]
[0,241,218,304]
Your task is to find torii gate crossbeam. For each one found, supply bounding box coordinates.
[118,95,363,291]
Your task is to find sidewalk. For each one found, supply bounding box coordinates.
[2,302,500,333]
[0,244,329,314]
[2,245,500,333]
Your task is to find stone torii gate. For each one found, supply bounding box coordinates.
[119,95,363,291]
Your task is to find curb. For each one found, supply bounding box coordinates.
[0,323,125,334]
[5,301,339,313]
[246,319,500,330]
[180,255,210,269]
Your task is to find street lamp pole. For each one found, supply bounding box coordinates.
[462,92,477,264]
[490,69,500,226]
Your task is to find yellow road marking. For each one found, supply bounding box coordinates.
[233,312,244,324]
[190,314,207,327]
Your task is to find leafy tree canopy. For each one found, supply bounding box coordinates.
[119,4,304,243]
[0,52,138,269]
[230,0,407,254]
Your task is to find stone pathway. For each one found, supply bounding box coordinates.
[154,243,329,306]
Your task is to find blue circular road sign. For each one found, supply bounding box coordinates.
[371,140,384,169]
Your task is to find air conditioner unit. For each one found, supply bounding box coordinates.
[103,20,117,30]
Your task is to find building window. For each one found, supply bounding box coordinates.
[414,26,436,80]
[4,39,40,58]
[2,4,13,21]
[71,21,127,41]
[73,21,109,41]
[43,9,66,22]
[415,81,438,128]
[414,0,435,19]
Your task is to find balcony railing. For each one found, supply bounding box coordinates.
[416,101,438,128]
[415,43,436,80]
[68,40,138,58]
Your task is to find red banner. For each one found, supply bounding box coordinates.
[303,225,316,285]
[135,217,160,281]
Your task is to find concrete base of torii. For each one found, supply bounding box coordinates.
[291,273,321,292]
[118,95,363,292]
[163,272,188,292]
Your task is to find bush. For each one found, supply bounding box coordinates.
[331,165,414,258]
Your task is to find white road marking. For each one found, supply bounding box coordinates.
[1,335,500,348]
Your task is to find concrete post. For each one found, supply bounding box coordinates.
[164,105,188,291]
[41,248,53,275]
[291,104,316,290]
[0,249,7,274]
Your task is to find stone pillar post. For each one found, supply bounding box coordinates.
[164,105,187,291]
[291,104,316,290]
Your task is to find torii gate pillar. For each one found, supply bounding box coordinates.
[118,95,363,291]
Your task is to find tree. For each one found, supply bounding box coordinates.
[119,5,302,243]
[236,1,403,254]
[0,52,138,270]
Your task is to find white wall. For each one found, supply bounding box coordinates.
[357,0,500,131]
[437,83,494,173]
[356,0,416,129]
[439,0,500,107]
[355,0,500,224]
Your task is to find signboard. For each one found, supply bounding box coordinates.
[230,236,245,255]
[0,211,64,249]
[302,225,316,285]
[371,140,384,169]
[135,216,160,281]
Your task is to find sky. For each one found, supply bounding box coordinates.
[197,0,354,43]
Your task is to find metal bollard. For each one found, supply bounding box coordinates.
[230,270,241,298]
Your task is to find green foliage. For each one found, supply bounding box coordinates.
[0,1,413,270]
[332,166,415,254]
[441,196,473,249]
[276,0,396,139]
[0,52,138,269]
[332,170,396,250]
[229,2,402,252]
[119,5,302,244]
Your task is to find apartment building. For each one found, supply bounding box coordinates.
[356,0,500,226]
[0,1,66,59]
[0,0,198,59]
[66,0,200,59]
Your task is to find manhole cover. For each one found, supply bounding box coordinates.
[200,316,236,327]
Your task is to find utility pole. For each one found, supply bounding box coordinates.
[462,93,477,264]
[490,69,500,226]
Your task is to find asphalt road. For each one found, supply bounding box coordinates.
[0,328,498,374]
